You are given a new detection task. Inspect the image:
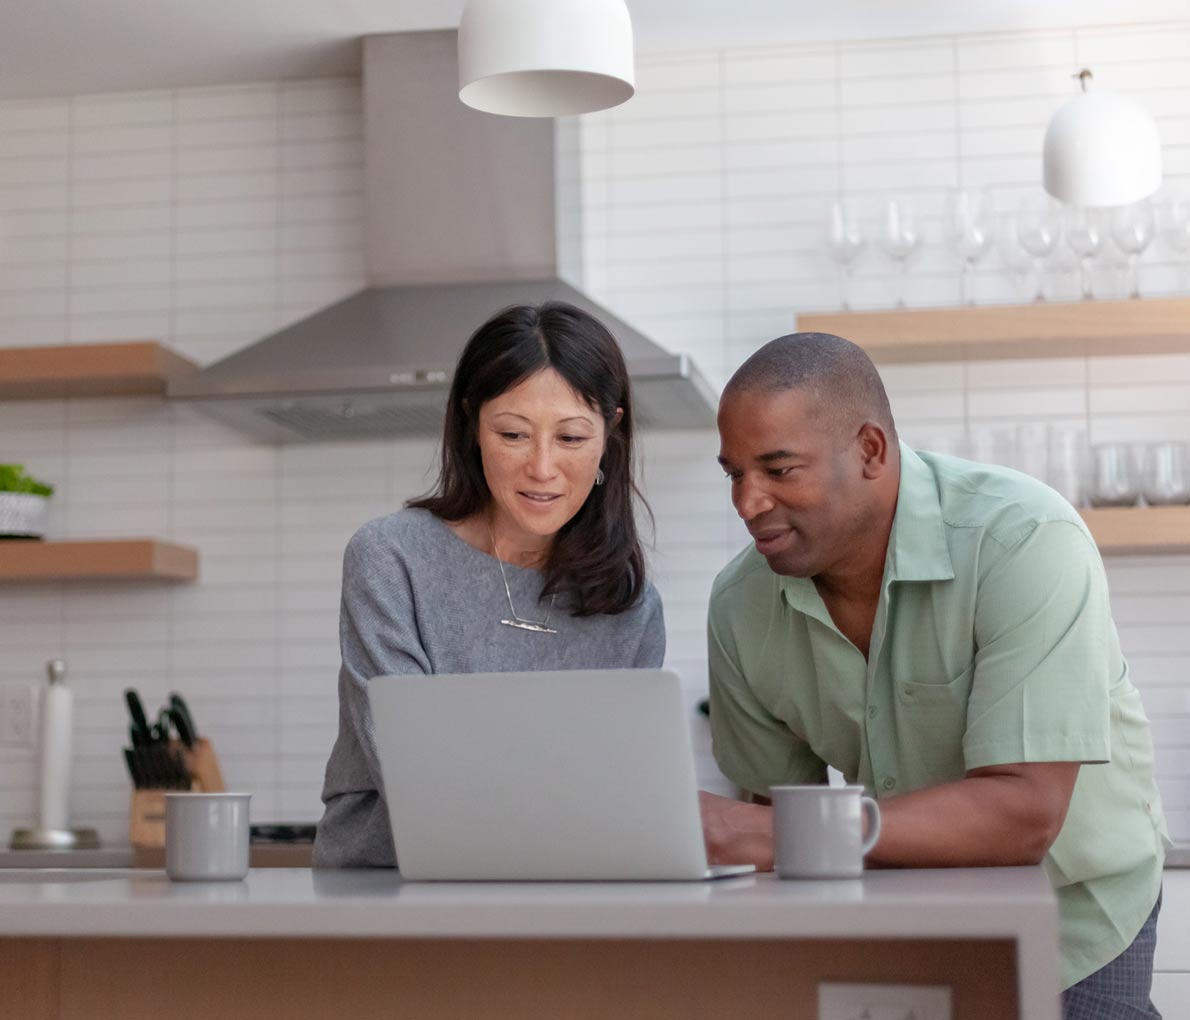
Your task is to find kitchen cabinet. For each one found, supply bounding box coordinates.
[0,341,197,399]
[0,341,201,584]
[0,540,198,582]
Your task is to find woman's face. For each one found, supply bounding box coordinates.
[476,368,613,546]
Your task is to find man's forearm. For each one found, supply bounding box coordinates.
[866,770,1070,868]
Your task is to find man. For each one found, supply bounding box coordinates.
[700,332,1168,1019]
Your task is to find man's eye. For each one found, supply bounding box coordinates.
[769,466,794,478]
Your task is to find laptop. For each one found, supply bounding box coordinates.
[368,668,756,881]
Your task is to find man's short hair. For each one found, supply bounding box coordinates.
[723,331,897,441]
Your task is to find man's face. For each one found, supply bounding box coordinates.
[717,386,862,578]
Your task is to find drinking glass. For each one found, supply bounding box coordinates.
[877,198,921,308]
[997,211,1036,301]
[1110,200,1155,299]
[1064,206,1105,300]
[1048,425,1088,507]
[1015,422,1049,483]
[1014,193,1062,302]
[825,199,866,311]
[1158,196,1190,288]
[1089,443,1140,507]
[946,188,995,305]
[1141,442,1190,505]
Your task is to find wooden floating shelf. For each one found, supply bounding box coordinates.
[796,298,1190,364]
[1079,507,1190,556]
[0,341,198,399]
[0,539,199,582]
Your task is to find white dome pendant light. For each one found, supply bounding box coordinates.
[1043,69,1162,207]
[458,0,635,117]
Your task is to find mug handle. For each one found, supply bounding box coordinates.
[860,796,881,857]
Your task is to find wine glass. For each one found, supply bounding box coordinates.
[825,199,866,311]
[877,198,921,309]
[1110,200,1155,299]
[1158,195,1190,289]
[996,211,1035,301]
[946,188,995,305]
[1013,193,1061,302]
[1064,206,1104,300]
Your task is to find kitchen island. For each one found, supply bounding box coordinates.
[0,866,1059,1019]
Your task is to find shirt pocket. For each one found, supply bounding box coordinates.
[896,661,975,709]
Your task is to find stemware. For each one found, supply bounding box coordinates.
[877,198,921,308]
[825,199,866,311]
[946,188,995,305]
[1157,195,1190,288]
[1110,200,1155,299]
[996,211,1035,301]
[1013,193,1062,302]
[1064,206,1105,300]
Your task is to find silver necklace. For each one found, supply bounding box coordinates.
[487,524,558,634]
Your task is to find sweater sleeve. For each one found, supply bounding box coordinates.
[633,584,667,667]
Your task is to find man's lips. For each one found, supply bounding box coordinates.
[749,526,793,554]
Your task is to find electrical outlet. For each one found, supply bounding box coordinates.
[818,983,952,1020]
[0,685,36,747]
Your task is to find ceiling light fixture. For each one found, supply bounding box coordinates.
[457,0,635,118]
[1043,69,1162,207]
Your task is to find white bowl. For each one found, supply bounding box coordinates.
[0,492,50,538]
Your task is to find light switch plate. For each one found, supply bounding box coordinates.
[0,685,36,747]
[818,982,952,1020]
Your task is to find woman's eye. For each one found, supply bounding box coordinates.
[559,435,590,445]
[501,431,526,441]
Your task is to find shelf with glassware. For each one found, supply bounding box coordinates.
[0,340,198,399]
[0,539,198,582]
[795,296,1190,364]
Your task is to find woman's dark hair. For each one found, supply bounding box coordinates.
[408,301,651,616]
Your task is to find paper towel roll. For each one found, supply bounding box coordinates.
[37,659,72,832]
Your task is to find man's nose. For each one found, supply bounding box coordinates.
[733,476,774,520]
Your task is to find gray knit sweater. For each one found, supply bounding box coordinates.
[312,507,666,867]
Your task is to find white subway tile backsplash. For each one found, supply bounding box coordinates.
[4,26,1190,835]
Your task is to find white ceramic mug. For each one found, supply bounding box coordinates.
[771,785,881,880]
[165,792,251,881]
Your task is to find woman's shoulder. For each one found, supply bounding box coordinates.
[345,507,450,562]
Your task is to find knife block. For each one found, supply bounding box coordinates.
[128,737,226,849]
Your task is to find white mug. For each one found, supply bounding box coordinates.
[165,792,251,881]
[771,785,880,880]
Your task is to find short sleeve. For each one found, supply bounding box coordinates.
[632,585,667,667]
[708,600,827,795]
[963,520,1113,770]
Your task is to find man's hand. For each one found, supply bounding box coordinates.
[698,790,774,871]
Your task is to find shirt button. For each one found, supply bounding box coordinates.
[867,705,878,719]
[882,777,897,791]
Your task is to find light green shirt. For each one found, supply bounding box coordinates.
[708,443,1168,989]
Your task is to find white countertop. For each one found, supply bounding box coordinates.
[0,865,1056,941]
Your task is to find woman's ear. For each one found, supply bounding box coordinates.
[610,407,624,429]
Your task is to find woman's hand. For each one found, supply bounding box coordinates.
[698,790,774,871]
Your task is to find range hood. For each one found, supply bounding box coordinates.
[169,30,716,442]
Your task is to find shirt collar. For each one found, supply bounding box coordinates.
[778,440,953,617]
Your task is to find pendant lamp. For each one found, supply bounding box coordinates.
[458,0,635,118]
[1043,69,1162,207]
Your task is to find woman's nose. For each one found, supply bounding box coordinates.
[526,440,555,478]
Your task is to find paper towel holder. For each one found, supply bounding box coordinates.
[9,659,101,852]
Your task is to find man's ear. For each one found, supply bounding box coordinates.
[857,422,890,479]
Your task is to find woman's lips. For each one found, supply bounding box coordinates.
[518,491,562,507]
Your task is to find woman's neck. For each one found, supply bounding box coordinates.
[450,509,552,570]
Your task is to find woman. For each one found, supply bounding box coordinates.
[313,301,666,867]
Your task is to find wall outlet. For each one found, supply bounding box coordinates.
[0,685,37,747]
[818,983,952,1020]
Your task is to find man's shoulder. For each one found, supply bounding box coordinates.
[710,542,779,607]
[918,451,1089,553]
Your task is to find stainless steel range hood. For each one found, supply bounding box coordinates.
[169,30,716,441]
